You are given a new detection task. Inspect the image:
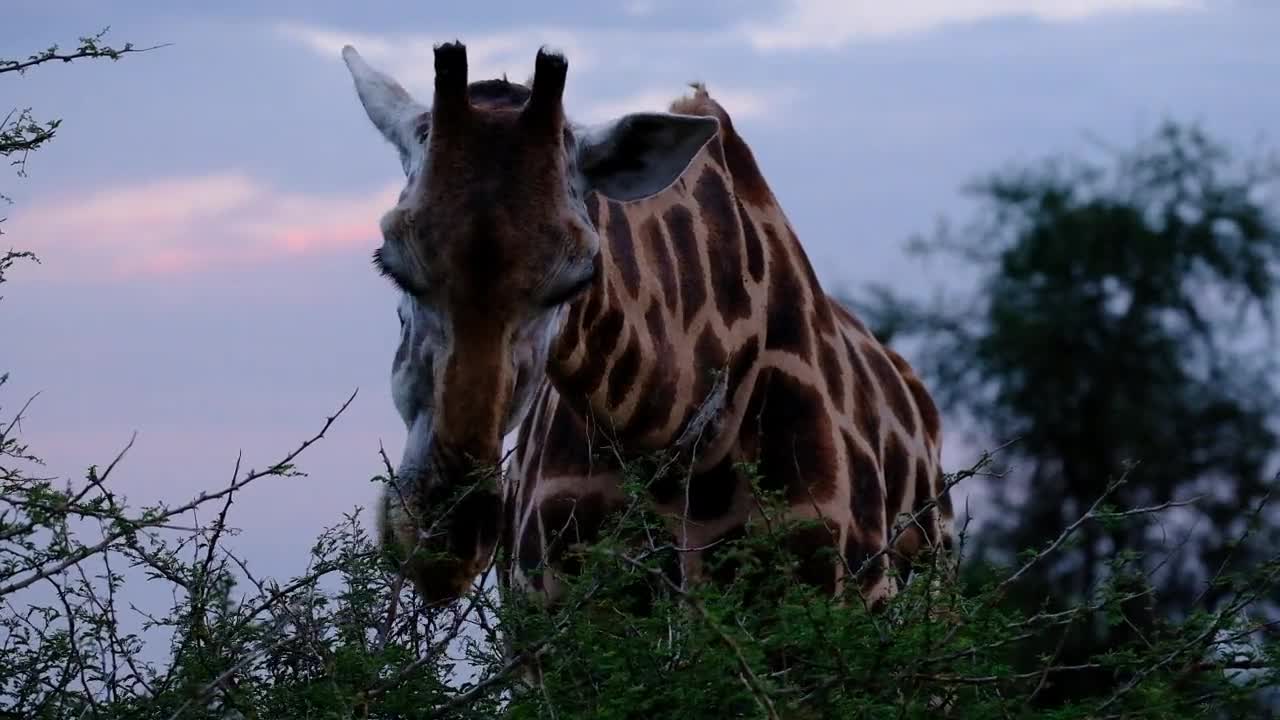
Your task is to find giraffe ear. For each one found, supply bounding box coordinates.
[574,112,719,201]
[342,45,430,175]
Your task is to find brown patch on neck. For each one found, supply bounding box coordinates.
[694,166,752,326]
[670,83,775,209]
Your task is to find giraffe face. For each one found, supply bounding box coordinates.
[343,43,717,540]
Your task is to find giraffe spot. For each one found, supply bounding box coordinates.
[788,226,836,335]
[623,303,679,439]
[664,204,706,330]
[845,434,884,538]
[817,338,846,414]
[845,526,890,601]
[694,166,752,326]
[907,374,941,444]
[551,298,584,367]
[884,433,912,519]
[736,199,765,283]
[571,306,625,393]
[914,458,940,548]
[892,525,924,581]
[539,492,612,577]
[641,216,679,315]
[863,345,917,437]
[812,302,836,337]
[540,402,591,476]
[755,371,839,503]
[606,329,642,409]
[763,224,811,359]
[579,278,604,330]
[718,118,773,208]
[727,335,761,401]
[739,366,773,461]
[682,325,729,437]
[845,340,882,454]
[786,517,842,596]
[606,200,641,299]
[706,136,728,170]
[695,323,729,370]
[689,454,740,521]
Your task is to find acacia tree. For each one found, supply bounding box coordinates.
[851,120,1280,708]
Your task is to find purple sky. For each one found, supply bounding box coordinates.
[4,1,1278,586]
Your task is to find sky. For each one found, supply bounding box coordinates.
[3,0,1279,599]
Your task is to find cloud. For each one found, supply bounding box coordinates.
[13,173,398,279]
[736,0,1207,50]
[623,0,658,17]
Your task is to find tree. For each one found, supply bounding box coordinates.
[851,119,1280,708]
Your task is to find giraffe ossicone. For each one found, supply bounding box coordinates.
[341,41,953,613]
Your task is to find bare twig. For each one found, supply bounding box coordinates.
[0,389,357,598]
[0,31,169,76]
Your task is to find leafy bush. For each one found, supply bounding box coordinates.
[2,391,1277,718]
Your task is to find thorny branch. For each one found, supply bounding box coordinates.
[0,389,357,598]
[0,28,169,76]
[2,356,1278,720]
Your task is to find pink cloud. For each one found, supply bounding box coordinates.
[10,173,400,280]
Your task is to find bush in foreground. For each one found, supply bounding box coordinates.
[2,387,1277,719]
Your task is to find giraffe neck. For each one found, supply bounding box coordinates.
[545,147,767,461]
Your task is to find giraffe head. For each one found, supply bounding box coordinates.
[343,41,717,597]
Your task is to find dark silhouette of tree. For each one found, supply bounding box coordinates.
[851,120,1280,708]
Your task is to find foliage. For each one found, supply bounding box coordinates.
[1,28,162,187]
[850,120,1280,710]
[3,28,162,280]
[2,415,1279,718]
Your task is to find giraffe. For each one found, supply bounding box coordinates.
[340,41,953,617]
